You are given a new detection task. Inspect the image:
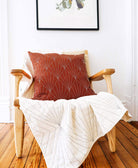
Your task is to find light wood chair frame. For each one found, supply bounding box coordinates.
[11,64,116,158]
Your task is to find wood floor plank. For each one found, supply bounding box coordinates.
[9,128,34,168]
[8,124,29,168]
[0,124,13,142]
[91,141,111,168]
[0,124,29,168]
[0,121,138,168]
[116,122,138,148]
[120,120,138,137]
[130,121,138,129]
[98,136,126,168]
[39,154,47,168]
[0,135,16,167]
[116,127,138,162]
[116,139,138,168]
[0,123,6,130]
[24,138,41,168]
[0,124,14,158]
[81,149,96,168]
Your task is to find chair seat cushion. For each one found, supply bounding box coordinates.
[28,52,95,100]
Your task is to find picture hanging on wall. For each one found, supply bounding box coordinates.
[36,0,99,30]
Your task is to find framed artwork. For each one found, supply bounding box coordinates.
[36,0,99,30]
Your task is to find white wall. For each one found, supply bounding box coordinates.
[134,0,138,121]
[7,0,138,121]
[0,0,10,122]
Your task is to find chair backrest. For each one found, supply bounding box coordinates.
[22,50,91,99]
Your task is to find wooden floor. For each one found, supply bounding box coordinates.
[0,121,137,168]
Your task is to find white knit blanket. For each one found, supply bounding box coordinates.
[19,92,131,168]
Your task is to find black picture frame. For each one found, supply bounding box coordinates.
[36,0,99,30]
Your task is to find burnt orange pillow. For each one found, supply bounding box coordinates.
[28,52,96,100]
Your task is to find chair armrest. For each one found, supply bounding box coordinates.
[14,98,20,107]
[11,69,31,79]
[11,69,31,107]
[89,69,115,81]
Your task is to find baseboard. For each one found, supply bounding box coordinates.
[0,96,10,122]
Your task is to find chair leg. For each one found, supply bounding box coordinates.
[103,75,116,152]
[107,126,116,152]
[14,107,24,157]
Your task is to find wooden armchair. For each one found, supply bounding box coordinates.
[11,51,116,158]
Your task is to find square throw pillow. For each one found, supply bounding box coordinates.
[28,52,96,100]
